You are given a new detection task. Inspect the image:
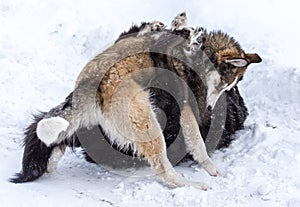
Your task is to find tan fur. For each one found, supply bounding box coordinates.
[129,90,153,132]
[180,103,221,175]
[51,33,210,189]
[100,53,154,112]
[137,137,164,158]
[35,27,261,190]
[217,48,242,64]
[75,36,154,87]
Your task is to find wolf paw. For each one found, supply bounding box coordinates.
[188,27,206,53]
[170,180,209,190]
[171,12,187,30]
[163,172,208,190]
[150,20,166,31]
[201,158,223,177]
[138,21,165,37]
[189,181,209,191]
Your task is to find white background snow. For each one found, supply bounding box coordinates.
[1,0,300,206]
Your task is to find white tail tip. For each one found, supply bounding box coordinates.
[37,117,69,146]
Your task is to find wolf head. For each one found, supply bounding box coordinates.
[216,48,262,85]
[200,31,262,109]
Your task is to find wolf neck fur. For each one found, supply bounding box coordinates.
[204,30,243,64]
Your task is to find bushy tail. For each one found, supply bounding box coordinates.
[10,93,75,183]
[10,113,55,183]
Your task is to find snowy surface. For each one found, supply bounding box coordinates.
[1,0,300,206]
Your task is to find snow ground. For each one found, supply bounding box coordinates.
[0,0,300,206]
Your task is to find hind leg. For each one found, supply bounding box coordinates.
[136,137,207,189]
[46,145,66,173]
[106,81,207,189]
[180,103,222,176]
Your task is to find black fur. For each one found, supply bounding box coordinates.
[216,87,248,149]
[115,23,147,43]
[149,88,181,147]
[80,88,181,161]
[10,113,54,183]
[10,93,77,183]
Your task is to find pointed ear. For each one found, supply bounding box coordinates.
[245,53,262,64]
[225,58,248,67]
[179,12,186,17]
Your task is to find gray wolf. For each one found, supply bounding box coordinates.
[11,19,261,190]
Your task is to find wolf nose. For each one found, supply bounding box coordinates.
[207,105,212,112]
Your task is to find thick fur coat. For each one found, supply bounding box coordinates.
[11,23,261,189]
